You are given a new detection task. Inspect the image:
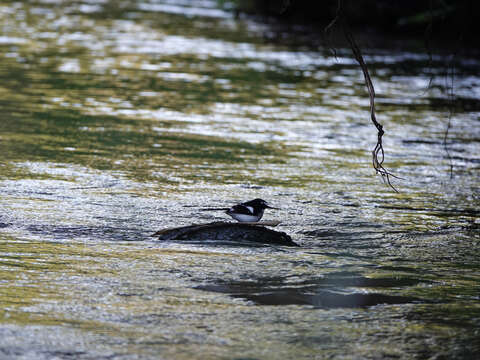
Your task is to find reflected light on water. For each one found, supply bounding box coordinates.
[0,0,479,359]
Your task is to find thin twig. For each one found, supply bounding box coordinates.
[339,9,400,192]
[441,0,471,179]
[323,0,342,59]
[424,0,435,91]
[443,59,455,179]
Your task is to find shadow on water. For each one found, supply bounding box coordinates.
[24,224,147,242]
[196,272,430,308]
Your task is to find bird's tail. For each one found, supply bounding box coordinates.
[199,207,230,211]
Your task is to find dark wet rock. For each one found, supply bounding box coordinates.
[152,221,299,247]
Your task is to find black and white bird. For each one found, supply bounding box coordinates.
[201,198,278,222]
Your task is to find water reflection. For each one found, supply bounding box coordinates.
[196,273,427,308]
[0,0,479,358]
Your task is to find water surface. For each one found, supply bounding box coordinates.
[1,0,479,359]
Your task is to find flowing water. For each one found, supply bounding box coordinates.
[1,0,479,359]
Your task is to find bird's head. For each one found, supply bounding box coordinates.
[249,198,279,210]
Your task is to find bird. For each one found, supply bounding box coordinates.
[200,198,279,222]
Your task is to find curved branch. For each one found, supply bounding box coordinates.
[325,1,400,192]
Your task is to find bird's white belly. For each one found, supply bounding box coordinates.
[228,213,261,222]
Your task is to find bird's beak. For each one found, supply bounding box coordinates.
[266,205,279,210]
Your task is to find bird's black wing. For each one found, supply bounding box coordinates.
[242,199,259,207]
[229,204,254,215]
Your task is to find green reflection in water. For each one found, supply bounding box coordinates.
[0,0,479,358]
[1,235,479,358]
[0,103,294,186]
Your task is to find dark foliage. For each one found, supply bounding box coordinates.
[236,0,480,44]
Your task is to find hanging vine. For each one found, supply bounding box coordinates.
[324,0,400,192]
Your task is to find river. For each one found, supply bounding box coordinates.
[0,0,479,359]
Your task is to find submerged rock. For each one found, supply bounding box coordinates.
[152,221,299,247]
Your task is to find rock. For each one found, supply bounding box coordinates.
[152,221,299,247]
